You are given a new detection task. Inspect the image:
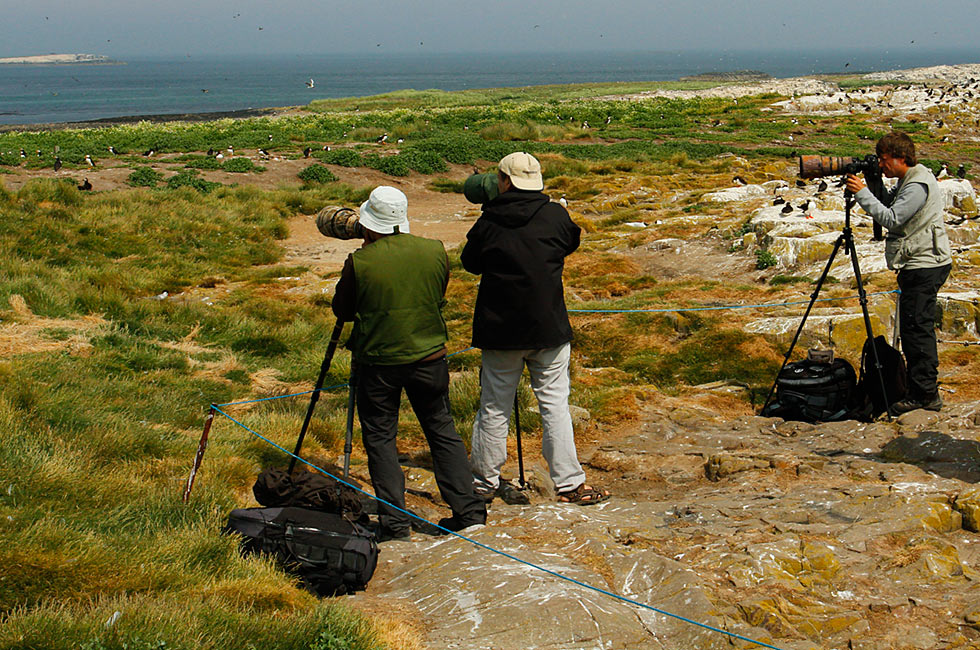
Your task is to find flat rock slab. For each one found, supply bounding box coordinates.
[358,401,980,650]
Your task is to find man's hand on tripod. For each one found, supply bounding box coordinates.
[845,173,866,193]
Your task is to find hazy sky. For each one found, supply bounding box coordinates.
[4,0,979,58]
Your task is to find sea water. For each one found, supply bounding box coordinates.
[0,48,976,126]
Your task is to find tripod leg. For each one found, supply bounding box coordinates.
[761,234,845,412]
[514,389,526,490]
[289,320,345,474]
[892,292,901,349]
[846,232,893,418]
[343,365,357,480]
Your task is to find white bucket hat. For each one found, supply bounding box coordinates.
[358,186,410,234]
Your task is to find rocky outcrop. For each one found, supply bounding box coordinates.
[361,401,980,650]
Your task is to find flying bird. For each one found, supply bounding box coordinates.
[306,78,315,88]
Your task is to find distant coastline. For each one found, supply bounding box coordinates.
[0,53,121,65]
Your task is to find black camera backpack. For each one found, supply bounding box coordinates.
[225,506,378,596]
[761,357,857,422]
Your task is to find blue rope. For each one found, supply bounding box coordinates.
[569,289,899,314]
[210,405,787,650]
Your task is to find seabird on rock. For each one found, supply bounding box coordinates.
[143,149,154,157]
[733,176,747,185]
[558,196,567,208]
[36,149,42,158]
[938,164,949,179]
[957,164,967,178]
[781,203,794,215]
[53,156,62,172]
[20,149,26,158]
[227,146,234,154]
[108,146,118,154]
[797,199,811,212]
[303,147,312,158]
[773,196,785,206]
[377,133,388,144]
[817,180,828,192]
[268,134,273,141]
[84,154,94,167]
[322,145,330,151]
[215,153,224,160]
[207,148,215,156]
[605,116,612,124]
[258,148,269,156]
[795,179,807,188]
[78,178,92,191]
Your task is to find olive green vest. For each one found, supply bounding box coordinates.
[884,164,952,271]
[348,234,449,365]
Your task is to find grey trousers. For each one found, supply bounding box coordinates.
[470,343,586,493]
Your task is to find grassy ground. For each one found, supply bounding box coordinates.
[2,78,979,648]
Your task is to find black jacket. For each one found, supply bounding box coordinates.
[461,190,580,349]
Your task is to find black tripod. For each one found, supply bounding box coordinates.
[761,188,894,419]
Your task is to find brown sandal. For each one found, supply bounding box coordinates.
[557,484,610,505]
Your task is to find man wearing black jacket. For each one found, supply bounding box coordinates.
[461,153,609,505]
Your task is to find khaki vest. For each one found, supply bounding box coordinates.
[348,234,448,365]
[884,164,951,271]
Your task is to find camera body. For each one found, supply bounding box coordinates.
[316,206,363,240]
[799,154,880,179]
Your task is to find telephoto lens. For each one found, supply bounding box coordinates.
[316,206,363,240]
[798,154,879,179]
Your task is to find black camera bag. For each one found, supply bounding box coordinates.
[855,335,908,419]
[224,506,378,596]
[762,358,856,422]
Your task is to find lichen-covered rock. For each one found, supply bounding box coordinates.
[705,453,771,481]
[939,178,977,212]
[937,292,980,335]
[954,487,980,532]
[705,184,771,202]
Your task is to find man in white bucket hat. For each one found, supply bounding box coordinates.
[333,186,487,539]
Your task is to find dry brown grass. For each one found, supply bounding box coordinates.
[0,294,108,358]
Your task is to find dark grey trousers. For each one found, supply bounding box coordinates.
[357,356,486,533]
[897,264,951,401]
